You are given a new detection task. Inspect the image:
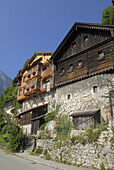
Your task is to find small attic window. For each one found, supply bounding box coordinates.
[93,86,98,93]
[98,51,104,59]
[72,42,76,48]
[67,94,71,100]
[84,36,88,42]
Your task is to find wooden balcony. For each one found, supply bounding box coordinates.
[42,66,54,79]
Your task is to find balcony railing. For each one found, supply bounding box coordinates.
[42,66,53,77]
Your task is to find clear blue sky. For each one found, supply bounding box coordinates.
[0,0,112,79]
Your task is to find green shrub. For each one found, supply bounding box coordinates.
[55,140,62,149]
[1,124,9,134]
[111,126,114,133]
[44,149,48,155]
[56,115,72,140]
[8,124,25,152]
[44,105,60,123]
[40,123,46,130]
[71,136,77,144]
[100,162,105,170]
[0,111,5,131]
[45,153,51,160]
[35,146,43,154]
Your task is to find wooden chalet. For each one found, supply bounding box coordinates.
[51,22,114,129]
[16,52,54,134]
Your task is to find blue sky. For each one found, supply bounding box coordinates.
[0,0,112,79]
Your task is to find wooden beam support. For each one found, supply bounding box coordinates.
[31,95,38,107]
[36,91,44,105]
[25,96,33,108]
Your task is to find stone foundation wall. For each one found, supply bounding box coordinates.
[21,124,31,135]
[36,130,114,169]
[56,73,114,120]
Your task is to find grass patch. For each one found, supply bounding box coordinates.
[30,152,41,156]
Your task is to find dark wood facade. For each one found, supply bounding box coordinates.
[52,23,114,86]
[70,110,100,129]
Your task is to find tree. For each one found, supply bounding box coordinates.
[0,94,5,109]
[0,111,5,131]
[8,124,24,152]
[102,5,114,25]
[23,59,30,68]
[3,87,17,101]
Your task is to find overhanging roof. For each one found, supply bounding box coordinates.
[51,22,114,62]
[16,103,48,117]
[70,109,100,117]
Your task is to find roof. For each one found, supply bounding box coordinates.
[16,103,48,117]
[51,22,114,61]
[70,109,100,117]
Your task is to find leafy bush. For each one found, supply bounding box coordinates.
[44,105,60,123]
[1,124,9,134]
[99,162,105,170]
[55,140,62,149]
[35,146,43,154]
[8,124,25,152]
[56,115,72,140]
[71,128,101,144]
[111,126,114,134]
[40,123,46,130]
[0,111,5,131]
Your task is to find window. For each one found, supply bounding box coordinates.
[67,64,73,72]
[19,89,22,96]
[67,94,71,100]
[60,68,65,75]
[72,42,76,48]
[98,51,104,59]
[78,60,83,68]
[69,64,73,71]
[23,76,26,82]
[84,36,88,42]
[93,86,98,93]
[110,91,114,118]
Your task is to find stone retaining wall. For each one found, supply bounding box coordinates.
[36,130,114,169]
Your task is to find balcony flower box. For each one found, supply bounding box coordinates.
[17,83,21,86]
[25,87,29,90]
[31,71,36,75]
[26,74,30,77]
[30,84,34,88]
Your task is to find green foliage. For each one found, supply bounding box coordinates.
[0,94,5,109]
[44,105,60,123]
[71,128,101,145]
[1,124,9,134]
[54,140,62,149]
[100,162,105,170]
[0,111,5,131]
[3,87,17,101]
[111,126,114,133]
[102,6,114,25]
[8,124,24,152]
[23,59,30,68]
[56,115,72,140]
[35,146,43,154]
[36,131,51,140]
[44,149,48,155]
[40,123,46,130]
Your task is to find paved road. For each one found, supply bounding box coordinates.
[0,149,92,170]
[0,149,55,170]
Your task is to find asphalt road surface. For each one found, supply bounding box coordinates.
[0,149,92,170]
[0,149,55,170]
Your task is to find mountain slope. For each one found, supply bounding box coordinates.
[0,71,12,94]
